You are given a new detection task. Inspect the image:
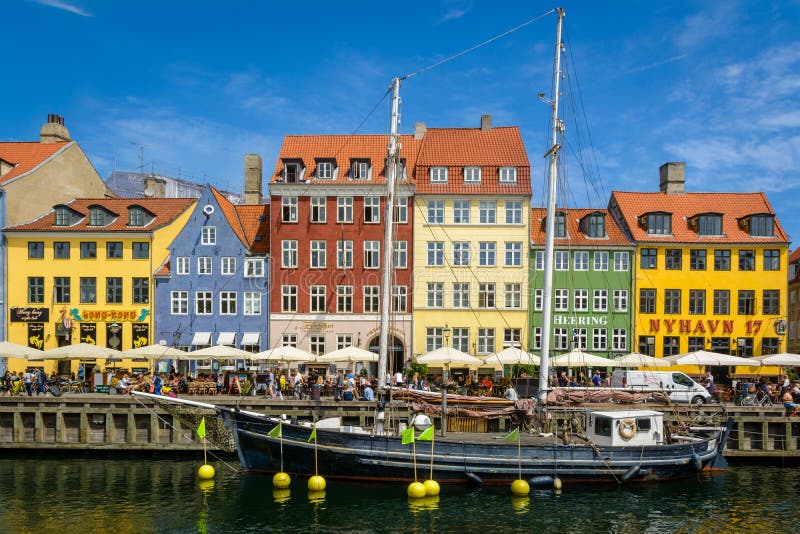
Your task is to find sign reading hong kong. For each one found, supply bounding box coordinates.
[70,308,151,322]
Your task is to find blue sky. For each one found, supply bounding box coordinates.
[3,0,799,245]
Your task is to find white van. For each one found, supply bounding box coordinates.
[610,370,713,405]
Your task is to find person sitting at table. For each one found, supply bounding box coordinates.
[504,385,519,401]
[362,384,375,401]
[782,388,797,416]
[342,385,355,401]
[117,373,131,395]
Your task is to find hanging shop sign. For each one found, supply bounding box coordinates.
[27,323,44,350]
[132,323,149,349]
[11,307,49,322]
[80,323,97,345]
[106,322,123,351]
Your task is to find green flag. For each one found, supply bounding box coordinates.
[197,417,206,439]
[401,426,415,445]
[505,427,520,443]
[417,426,434,441]
[267,423,281,439]
[307,424,316,443]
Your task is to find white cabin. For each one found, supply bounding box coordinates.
[586,410,664,447]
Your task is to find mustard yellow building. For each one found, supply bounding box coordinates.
[4,197,195,374]
[411,119,531,373]
[610,163,790,376]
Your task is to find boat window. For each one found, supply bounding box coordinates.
[595,416,612,437]
[635,418,651,432]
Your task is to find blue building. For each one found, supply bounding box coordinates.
[154,185,269,369]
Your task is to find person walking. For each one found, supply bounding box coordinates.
[23,369,33,396]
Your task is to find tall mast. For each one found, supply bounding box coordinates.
[538,8,565,403]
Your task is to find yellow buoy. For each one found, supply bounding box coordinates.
[198,479,215,493]
[273,471,291,489]
[553,476,562,490]
[197,464,215,480]
[407,481,427,499]
[308,475,326,492]
[423,479,440,496]
[272,488,291,503]
[510,479,530,495]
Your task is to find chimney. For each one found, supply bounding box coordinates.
[480,114,492,131]
[39,114,71,143]
[244,153,263,205]
[413,122,426,140]
[659,162,685,194]
[143,175,167,198]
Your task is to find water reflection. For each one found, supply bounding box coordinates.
[408,495,440,513]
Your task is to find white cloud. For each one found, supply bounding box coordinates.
[439,8,468,23]
[33,0,92,17]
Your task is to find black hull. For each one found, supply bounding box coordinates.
[222,410,731,485]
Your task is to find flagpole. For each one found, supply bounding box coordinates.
[429,433,434,480]
[517,431,522,480]
[413,439,418,482]
[314,425,319,476]
[279,421,284,473]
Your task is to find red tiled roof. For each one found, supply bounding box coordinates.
[610,191,790,244]
[0,141,70,184]
[790,247,800,263]
[235,204,270,254]
[5,197,196,232]
[210,187,248,247]
[530,207,632,247]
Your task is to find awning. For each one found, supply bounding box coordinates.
[217,332,236,346]
[241,332,261,346]
[191,332,212,346]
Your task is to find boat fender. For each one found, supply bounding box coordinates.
[691,453,702,472]
[528,475,554,487]
[620,464,640,483]
[464,471,483,487]
[618,419,636,440]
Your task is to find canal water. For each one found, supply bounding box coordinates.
[0,455,797,533]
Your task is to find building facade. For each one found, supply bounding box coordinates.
[788,247,800,354]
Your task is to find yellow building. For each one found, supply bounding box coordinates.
[411,118,531,375]
[610,163,790,377]
[4,197,195,374]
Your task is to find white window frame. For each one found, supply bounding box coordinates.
[317,161,333,179]
[201,226,216,245]
[574,251,589,271]
[337,285,353,313]
[427,282,444,308]
[310,197,327,223]
[393,241,408,269]
[593,328,608,351]
[499,167,517,183]
[612,328,627,351]
[505,242,522,266]
[477,328,495,354]
[505,283,521,309]
[282,196,298,222]
[364,286,380,313]
[453,282,469,308]
[574,289,589,312]
[337,240,353,269]
[337,197,353,223]
[393,197,408,223]
[614,290,629,312]
[195,291,212,315]
[310,285,326,313]
[364,196,380,223]
[535,251,544,271]
[364,241,380,269]
[614,251,629,271]
[171,291,188,315]
[392,285,407,313]
[594,251,609,271]
[220,291,237,315]
[244,291,260,315]
[534,289,543,311]
[282,241,298,269]
[176,257,189,275]
[478,283,495,308]
[453,242,470,266]
[453,200,470,224]
[245,258,265,277]
[479,200,496,224]
[310,240,327,269]
[574,328,588,350]
[593,289,608,312]
[464,166,481,183]
[221,256,236,275]
[505,201,522,224]
[281,285,297,312]
[197,256,212,275]
[427,242,444,266]
[554,328,569,351]
[430,166,448,183]
[427,200,444,224]
[478,242,496,266]
[555,251,570,271]
[555,289,569,311]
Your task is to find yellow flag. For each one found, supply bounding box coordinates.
[308,424,317,443]
[505,427,519,443]
[267,422,281,438]
[401,426,415,445]
[417,426,434,441]
[197,417,206,439]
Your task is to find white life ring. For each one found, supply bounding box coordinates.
[618,419,636,440]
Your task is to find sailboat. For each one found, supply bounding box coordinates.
[135,8,731,485]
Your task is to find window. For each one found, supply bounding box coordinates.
[106,277,123,304]
[55,207,71,226]
[749,215,774,236]
[763,290,779,315]
[28,277,44,303]
[364,286,380,313]
[281,285,297,312]
[738,290,755,315]
[593,289,608,312]
[714,249,731,271]
[689,289,705,315]
[364,241,380,269]
[499,167,517,183]
[171,291,188,314]
[132,278,149,304]
[503,328,521,349]
[54,242,70,259]
[453,283,469,308]
[392,286,407,313]
[77,277,95,304]
[453,242,470,266]
[393,197,408,223]
[477,328,495,354]
[688,337,705,352]
[534,289,543,311]
[613,290,628,312]
[107,242,123,259]
[75,242,96,260]
[197,257,212,275]
[535,251,544,270]
[763,337,780,355]
[554,212,566,237]
[132,242,149,259]
[310,335,326,356]
[426,328,443,351]
[555,251,570,271]
[574,289,588,311]
[612,329,627,351]
[364,196,380,223]
[310,240,326,268]
[310,197,326,223]
[505,201,522,224]
[697,214,722,235]
[221,257,236,275]
[430,166,448,183]
[282,240,298,268]
[479,242,495,266]
[640,248,657,269]
[664,289,681,314]
[505,242,521,266]
[690,249,707,271]
[337,334,353,350]
[453,200,470,223]
[351,160,370,180]
[614,252,629,271]
[337,286,353,313]
[479,201,496,224]
[317,161,333,179]
[281,334,297,347]
[663,336,680,357]
[427,283,444,308]
[201,226,216,245]
[739,250,755,271]
[220,291,237,315]
[54,277,70,303]
[284,162,300,182]
[244,292,261,315]
[464,167,481,183]
[532,327,542,350]
[555,289,569,311]
[245,258,264,277]
[28,242,44,259]
[593,329,607,351]
[282,197,298,222]
[427,242,444,266]
[337,197,353,223]
[310,286,326,312]
[594,251,608,271]
[427,200,444,224]
[478,283,495,308]
[574,251,589,271]
[647,213,671,235]
[505,283,521,308]
[337,240,353,269]
[452,328,469,352]
[714,290,730,315]
[393,241,407,269]
[640,289,656,314]
[639,336,655,357]
[665,249,682,270]
[586,213,605,238]
[554,328,568,351]
[764,250,780,271]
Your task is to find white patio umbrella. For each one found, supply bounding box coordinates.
[481,347,538,367]
[252,345,316,364]
[751,353,800,367]
[614,352,672,368]
[187,344,254,360]
[663,350,760,367]
[317,345,379,364]
[122,344,188,359]
[550,349,621,368]
[0,340,44,358]
[28,342,123,361]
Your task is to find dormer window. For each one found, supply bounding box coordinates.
[582,212,606,238]
[283,160,305,183]
[350,159,370,180]
[464,167,481,183]
[748,214,774,237]
[430,167,448,183]
[643,212,671,235]
[89,207,108,226]
[694,214,722,236]
[128,206,154,227]
[555,212,567,238]
[54,206,72,226]
[499,167,517,183]
[316,160,335,180]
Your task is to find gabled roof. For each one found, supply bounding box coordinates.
[790,247,800,264]
[610,191,790,244]
[0,141,71,184]
[209,187,269,253]
[4,197,195,232]
[530,207,632,247]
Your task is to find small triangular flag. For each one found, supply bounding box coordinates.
[505,427,520,443]
[401,426,415,445]
[196,417,206,439]
[307,424,317,443]
[417,426,434,441]
[267,422,281,438]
